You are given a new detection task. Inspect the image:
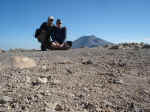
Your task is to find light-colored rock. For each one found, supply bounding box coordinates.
[37,77,48,84]
[42,65,47,70]
[53,79,61,84]
[0,49,5,54]
[45,102,61,112]
[26,76,31,83]
[12,56,36,69]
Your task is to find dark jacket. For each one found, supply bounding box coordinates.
[52,27,66,44]
[35,22,55,39]
[40,22,55,38]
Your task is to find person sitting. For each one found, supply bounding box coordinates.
[51,19,67,48]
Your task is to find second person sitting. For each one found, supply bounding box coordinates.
[51,19,67,48]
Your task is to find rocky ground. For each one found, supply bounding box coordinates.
[0,47,150,112]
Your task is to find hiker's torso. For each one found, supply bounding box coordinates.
[54,27,66,44]
[40,22,55,34]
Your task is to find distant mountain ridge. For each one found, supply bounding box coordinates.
[72,35,113,48]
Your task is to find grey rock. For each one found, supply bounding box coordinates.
[81,102,97,112]
[82,59,93,64]
[55,104,63,111]
[112,79,124,84]
[0,96,13,104]
[37,77,48,84]
[109,45,119,49]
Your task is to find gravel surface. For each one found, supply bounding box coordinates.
[0,47,150,112]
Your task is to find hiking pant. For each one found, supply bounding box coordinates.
[37,32,50,51]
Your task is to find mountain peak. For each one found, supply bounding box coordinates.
[80,35,96,38]
[72,35,113,48]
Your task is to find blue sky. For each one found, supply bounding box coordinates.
[0,0,150,50]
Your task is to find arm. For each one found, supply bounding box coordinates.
[59,27,66,47]
[61,27,67,43]
[51,26,56,41]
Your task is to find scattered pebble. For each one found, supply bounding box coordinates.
[26,76,31,83]
[55,104,63,111]
[41,65,47,70]
[112,79,124,84]
[65,67,73,74]
[82,59,93,64]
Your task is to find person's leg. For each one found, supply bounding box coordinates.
[41,44,47,51]
[41,38,48,51]
[66,41,72,47]
[39,32,49,51]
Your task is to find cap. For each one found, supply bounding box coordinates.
[56,19,62,24]
[48,16,54,20]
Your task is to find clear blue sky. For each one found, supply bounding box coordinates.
[0,0,150,50]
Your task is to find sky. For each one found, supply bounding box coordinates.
[0,0,150,50]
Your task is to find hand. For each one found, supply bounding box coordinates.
[52,42,60,48]
[56,42,60,47]
[41,30,46,32]
[60,43,64,47]
[52,42,57,46]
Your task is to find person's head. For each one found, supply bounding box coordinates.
[56,19,62,28]
[48,16,54,25]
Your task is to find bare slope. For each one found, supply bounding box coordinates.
[0,47,150,112]
[72,35,113,48]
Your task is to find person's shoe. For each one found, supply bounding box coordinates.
[41,44,47,51]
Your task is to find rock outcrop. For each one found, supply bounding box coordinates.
[106,42,150,50]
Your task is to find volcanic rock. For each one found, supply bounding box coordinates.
[12,56,36,69]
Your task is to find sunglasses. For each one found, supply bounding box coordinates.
[57,22,62,24]
[49,19,54,21]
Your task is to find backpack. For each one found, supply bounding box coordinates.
[35,28,41,38]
